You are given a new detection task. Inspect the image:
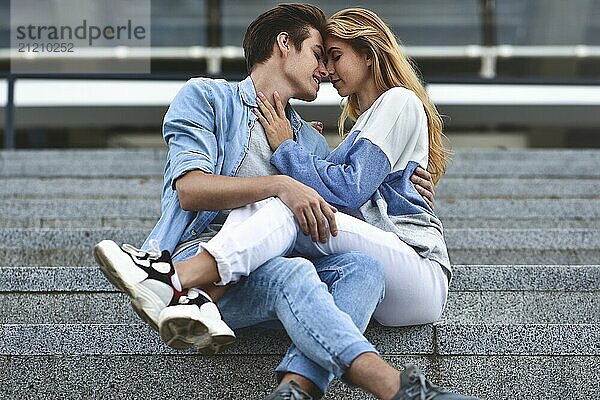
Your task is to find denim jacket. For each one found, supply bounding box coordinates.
[143,76,330,254]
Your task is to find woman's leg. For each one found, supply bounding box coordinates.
[179,197,299,288]
[293,211,449,326]
[178,196,447,326]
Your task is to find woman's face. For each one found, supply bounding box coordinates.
[325,36,372,97]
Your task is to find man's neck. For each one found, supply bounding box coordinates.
[250,68,292,108]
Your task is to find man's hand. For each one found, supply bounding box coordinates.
[411,167,436,209]
[310,121,324,133]
[254,91,293,151]
[276,175,338,243]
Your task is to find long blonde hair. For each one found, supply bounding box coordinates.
[326,8,450,184]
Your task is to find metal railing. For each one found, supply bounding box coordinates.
[3,44,600,149]
[3,45,600,76]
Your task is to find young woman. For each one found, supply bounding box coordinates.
[154,6,452,347]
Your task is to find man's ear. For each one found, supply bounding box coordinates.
[365,53,373,67]
[276,32,291,55]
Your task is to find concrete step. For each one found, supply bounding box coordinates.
[1,199,600,230]
[1,149,599,400]
[3,198,600,219]
[0,354,596,399]
[0,227,597,265]
[1,291,597,325]
[2,149,600,178]
[1,177,599,200]
[0,177,163,199]
[4,216,600,230]
[436,177,600,199]
[2,148,598,163]
[1,321,597,357]
[3,265,598,293]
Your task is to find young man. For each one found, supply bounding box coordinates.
[95,4,475,400]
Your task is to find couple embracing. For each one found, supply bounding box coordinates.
[94,4,478,400]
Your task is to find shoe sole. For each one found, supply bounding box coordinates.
[159,306,235,354]
[94,240,165,331]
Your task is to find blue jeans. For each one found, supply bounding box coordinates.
[216,252,385,394]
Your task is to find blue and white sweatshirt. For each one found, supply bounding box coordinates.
[271,87,451,273]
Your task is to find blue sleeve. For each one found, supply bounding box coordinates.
[271,138,391,209]
[163,79,218,189]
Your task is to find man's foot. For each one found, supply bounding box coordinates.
[94,239,185,331]
[392,364,479,400]
[158,288,235,354]
[264,380,313,400]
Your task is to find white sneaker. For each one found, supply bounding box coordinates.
[158,288,236,354]
[94,239,186,331]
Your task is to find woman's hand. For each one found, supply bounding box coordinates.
[253,91,293,151]
[411,167,436,209]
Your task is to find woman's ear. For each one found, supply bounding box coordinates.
[276,32,291,55]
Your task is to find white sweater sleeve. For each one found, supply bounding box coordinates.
[356,87,429,172]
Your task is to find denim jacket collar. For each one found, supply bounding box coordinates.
[238,75,302,136]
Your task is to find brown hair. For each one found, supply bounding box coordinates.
[243,3,326,72]
[327,8,451,185]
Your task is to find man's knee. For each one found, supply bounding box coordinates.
[336,253,385,301]
[253,256,319,287]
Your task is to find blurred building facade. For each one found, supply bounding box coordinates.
[1,0,599,148]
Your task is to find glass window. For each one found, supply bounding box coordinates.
[151,0,207,46]
[221,0,481,46]
[497,0,600,45]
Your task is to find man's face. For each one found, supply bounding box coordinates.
[284,27,328,102]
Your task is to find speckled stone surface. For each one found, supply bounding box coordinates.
[4,215,600,230]
[0,228,148,249]
[0,266,113,291]
[436,177,600,199]
[3,198,600,220]
[1,148,599,400]
[2,291,597,325]
[450,264,600,291]
[440,291,600,323]
[0,177,163,199]
[0,354,597,399]
[1,227,598,251]
[2,177,599,200]
[442,217,600,229]
[432,355,600,399]
[449,249,600,264]
[3,264,598,292]
[2,149,600,178]
[436,323,600,356]
[0,354,432,400]
[0,161,164,177]
[0,323,432,356]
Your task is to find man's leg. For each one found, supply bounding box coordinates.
[273,252,385,396]
[217,252,384,396]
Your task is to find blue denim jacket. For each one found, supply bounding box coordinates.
[143,76,330,254]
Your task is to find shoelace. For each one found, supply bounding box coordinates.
[178,288,204,305]
[122,239,161,259]
[405,370,447,400]
[277,386,311,400]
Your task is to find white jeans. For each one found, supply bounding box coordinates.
[199,197,449,326]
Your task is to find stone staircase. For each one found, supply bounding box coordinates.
[0,149,598,399]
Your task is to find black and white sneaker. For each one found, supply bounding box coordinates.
[264,381,313,400]
[93,239,186,331]
[158,288,235,354]
[392,364,480,400]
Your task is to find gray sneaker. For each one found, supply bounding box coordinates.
[392,364,479,400]
[264,381,313,400]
